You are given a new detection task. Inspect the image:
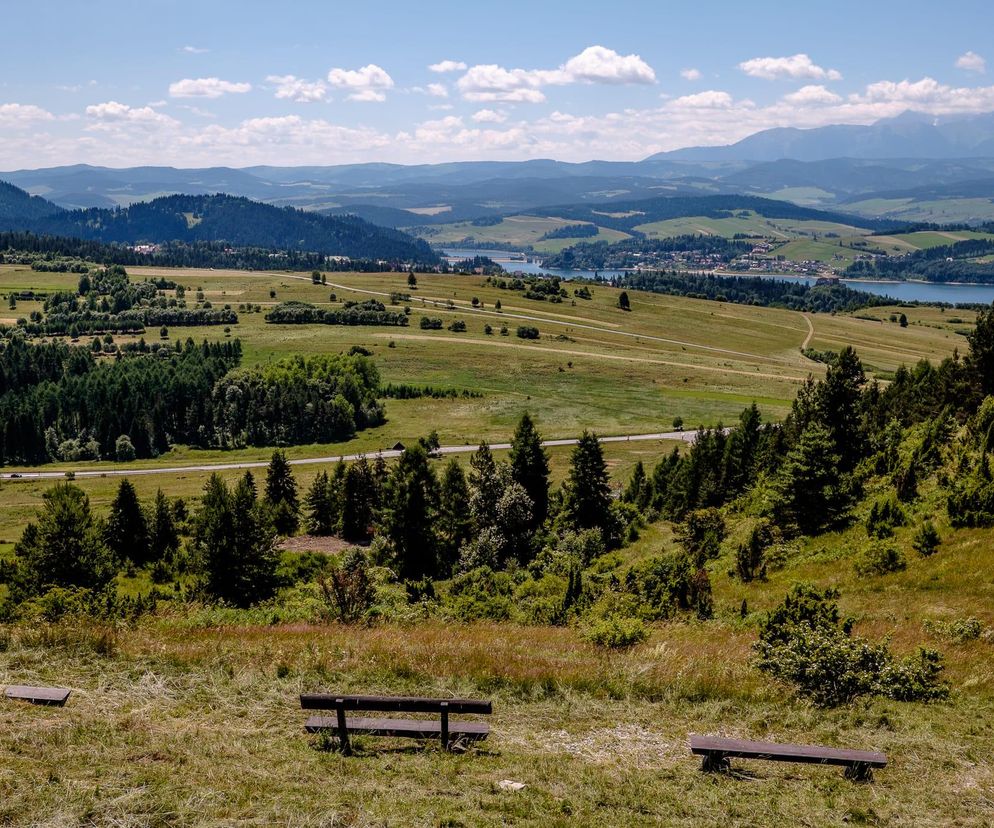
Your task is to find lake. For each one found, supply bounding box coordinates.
[442,249,994,306]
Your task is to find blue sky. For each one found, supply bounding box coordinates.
[2,0,993,168]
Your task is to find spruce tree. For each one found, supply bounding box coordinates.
[382,445,440,579]
[148,489,179,563]
[105,478,150,565]
[967,302,994,396]
[509,412,550,528]
[816,347,866,472]
[561,431,613,537]
[12,483,117,598]
[305,470,339,535]
[469,442,502,530]
[341,457,377,543]
[772,423,853,534]
[438,459,472,573]
[264,449,299,535]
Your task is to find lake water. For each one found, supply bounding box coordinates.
[443,249,994,306]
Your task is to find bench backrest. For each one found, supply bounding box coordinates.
[300,693,492,715]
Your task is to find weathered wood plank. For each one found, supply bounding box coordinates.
[300,694,492,715]
[305,715,490,740]
[4,685,72,707]
[690,734,887,768]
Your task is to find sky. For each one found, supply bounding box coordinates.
[2,0,994,169]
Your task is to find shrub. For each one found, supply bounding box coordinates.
[419,316,443,330]
[443,566,514,621]
[584,616,648,649]
[922,617,987,643]
[754,584,947,706]
[447,319,467,332]
[114,434,136,462]
[913,521,941,556]
[854,541,907,576]
[317,549,375,623]
[516,325,540,339]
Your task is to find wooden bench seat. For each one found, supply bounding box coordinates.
[690,734,887,781]
[4,685,72,707]
[300,693,492,753]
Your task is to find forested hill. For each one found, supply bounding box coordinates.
[0,180,63,222]
[0,186,437,264]
[538,194,905,233]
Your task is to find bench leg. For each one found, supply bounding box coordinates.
[440,702,450,751]
[844,763,873,783]
[335,700,351,755]
[700,752,731,773]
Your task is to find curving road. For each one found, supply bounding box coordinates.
[0,430,702,482]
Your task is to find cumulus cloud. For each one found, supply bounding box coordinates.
[782,84,842,105]
[267,75,328,103]
[739,53,842,81]
[670,90,737,109]
[85,101,179,128]
[456,45,655,102]
[429,60,467,73]
[472,108,507,123]
[680,68,701,81]
[169,77,252,98]
[0,103,55,126]
[956,51,986,74]
[327,64,394,101]
[426,83,448,98]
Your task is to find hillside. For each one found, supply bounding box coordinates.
[0,187,437,263]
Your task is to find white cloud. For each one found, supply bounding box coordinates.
[426,83,448,98]
[0,103,55,126]
[85,101,179,128]
[680,68,702,81]
[327,64,394,102]
[670,90,736,109]
[169,77,252,98]
[782,84,842,106]
[456,45,655,102]
[739,53,842,81]
[428,60,467,73]
[472,108,507,123]
[267,74,328,103]
[956,51,986,74]
[181,46,209,54]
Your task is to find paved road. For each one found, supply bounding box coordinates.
[0,430,700,481]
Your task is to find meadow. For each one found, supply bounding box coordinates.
[1,263,989,826]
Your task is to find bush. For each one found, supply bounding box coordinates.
[114,434,136,462]
[419,316,443,330]
[853,541,907,576]
[584,616,648,649]
[754,584,947,706]
[516,325,540,339]
[443,566,514,621]
[913,521,941,556]
[447,319,467,332]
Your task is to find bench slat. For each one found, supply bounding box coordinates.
[690,735,886,768]
[300,694,492,715]
[4,685,72,707]
[305,715,490,740]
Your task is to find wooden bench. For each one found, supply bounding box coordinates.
[690,734,887,781]
[4,685,72,707]
[300,693,492,753]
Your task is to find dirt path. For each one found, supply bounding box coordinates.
[802,313,815,349]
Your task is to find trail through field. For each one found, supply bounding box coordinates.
[0,429,707,481]
[802,313,814,349]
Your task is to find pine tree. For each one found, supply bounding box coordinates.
[561,431,614,538]
[195,472,279,606]
[341,457,377,543]
[12,483,117,598]
[772,423,854,534]
[148,489,179,563]
[264,449,299,535]
[509,413,550,528]
[816,346,866,472]
[105,478,150,565]
[621,460,648,508]
[382,445,440,579]
[305,470,339,535]
[967,302,994,397]
[438,459,472,573]
[469,442,502,531]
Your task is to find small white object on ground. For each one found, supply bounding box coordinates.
[497,780,526,791]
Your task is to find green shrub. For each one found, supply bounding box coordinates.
[584,616,648,649]
[443,566,514,621]
[754,584,948,706]
[854,541,907,576]
[912,521,941,557]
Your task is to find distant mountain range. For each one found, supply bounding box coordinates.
[0,185,437,262]
[4,111,994,228]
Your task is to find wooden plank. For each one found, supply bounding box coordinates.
[4,685,71,707]
[300,694,492,715]
[305,715,490,740]
[690,735,887,768]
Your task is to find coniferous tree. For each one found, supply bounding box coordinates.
[194,472,279,606]
[148,488,179,563]
[264,450,299,535]
[816,346,866,472]
[11,483,117,599]
[509,412,550,529]
[469,442,502,531]
[438,459,472,573]
[105,478,150,565]
[382,445,439,579]
[772,423,854,534]
[305,470,339,535]
[341,457,377,543]
[621,460,649,508]
[561,431,614,539]
[967,302,994,398]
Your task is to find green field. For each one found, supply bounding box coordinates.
[409,215,631,252]
[845,197,994,224]
[859,230,994,254]
[632,211,871,242]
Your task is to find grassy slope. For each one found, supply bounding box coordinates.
[409,215,631,252]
